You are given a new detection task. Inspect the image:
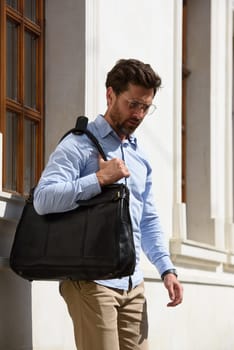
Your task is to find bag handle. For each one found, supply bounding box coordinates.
[59,116,107,161]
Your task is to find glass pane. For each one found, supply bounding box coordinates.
[5,111,18,191]
[24,31,37,109]
[6,20,18,100]
[6,0,18,10]
[24,119,37,193]
[24,0,36,22]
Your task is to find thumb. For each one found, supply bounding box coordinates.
[98,154,106,166]
[98,153,106,161]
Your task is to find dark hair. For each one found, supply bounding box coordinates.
[105,58,162,96]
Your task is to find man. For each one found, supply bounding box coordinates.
[34,58,183,350]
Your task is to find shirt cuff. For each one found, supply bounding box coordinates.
[75,173,101,201]
[156,256,176,277]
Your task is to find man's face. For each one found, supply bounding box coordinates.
[105,84,155,139]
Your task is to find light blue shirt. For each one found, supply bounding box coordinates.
[34,115,175,290]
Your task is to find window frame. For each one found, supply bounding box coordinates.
[182,0,191,203]
[170,0,234,281]
[0,0,44,196]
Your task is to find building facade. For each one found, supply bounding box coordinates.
[1,0,234,349]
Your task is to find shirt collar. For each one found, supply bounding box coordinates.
[95,114,137,148]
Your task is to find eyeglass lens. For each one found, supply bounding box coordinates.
[128,100,156,115]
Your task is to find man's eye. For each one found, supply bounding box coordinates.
[143,105,150,111]
[127,100,150,113]
[129,101,139,109]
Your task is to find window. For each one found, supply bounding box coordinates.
[0,0,44,196]
[182,0,213,245]
[171,0,233,275]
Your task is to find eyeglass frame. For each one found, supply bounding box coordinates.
[122,96,156,115]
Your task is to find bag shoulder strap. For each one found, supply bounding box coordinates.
[29,117,107,202]
[59,116,107,161]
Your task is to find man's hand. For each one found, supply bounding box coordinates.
[96,156,130,186]
[163,274,183,307]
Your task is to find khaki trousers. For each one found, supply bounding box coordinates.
[60,280,148,350]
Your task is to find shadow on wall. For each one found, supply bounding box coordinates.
[0,269,32,350]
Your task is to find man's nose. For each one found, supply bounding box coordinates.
[132,108,145,118]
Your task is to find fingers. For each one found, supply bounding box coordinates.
[167,286,183,307]
[96,157,130,186]
[168,285,183,307]
[163,274,183,307]
[98,154,106,164]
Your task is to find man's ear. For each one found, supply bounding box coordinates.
[106,86,115,107]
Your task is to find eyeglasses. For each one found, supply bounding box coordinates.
[124,98,156,115]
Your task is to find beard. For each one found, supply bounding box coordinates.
[109,105,141,137]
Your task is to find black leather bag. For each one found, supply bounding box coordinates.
[9,117,136,281]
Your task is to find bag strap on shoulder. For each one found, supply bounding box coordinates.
[59,116,107,161]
